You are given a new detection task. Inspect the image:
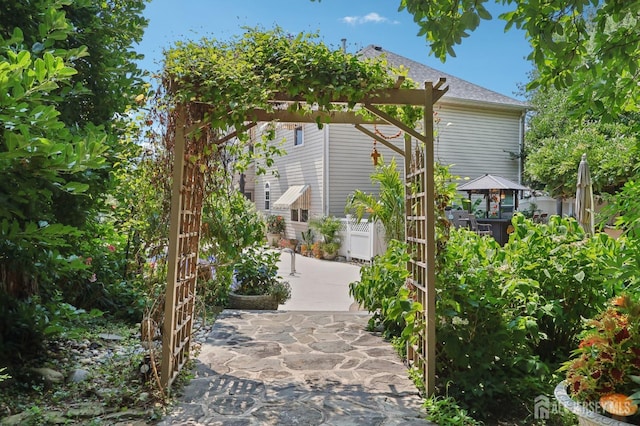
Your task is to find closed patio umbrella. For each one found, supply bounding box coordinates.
[575,153,594,235]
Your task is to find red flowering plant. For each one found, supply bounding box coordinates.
[266,214,285,234]
[562,294,640,418]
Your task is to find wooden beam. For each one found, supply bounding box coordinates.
[161,104,187,390]
[403,133,413,368]
[246,109,386,124]
[363,103,426,143]
[268,88,434,106]
[185,121,208,136]
[354,124,405,157]
[424,82,437,397]
[212,122,257,145]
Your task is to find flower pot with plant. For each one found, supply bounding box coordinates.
[310,216,342,260]
[557,294,640,425]
[228,246,291,309]
[311,241,323,258]
[300,229,314,256]
[321,242,340,260]
[266,214,285,247]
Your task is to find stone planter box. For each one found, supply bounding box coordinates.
[227,292,278,310]
[266,232,281,247]
[554,382,635,426]
[322,250,337,260]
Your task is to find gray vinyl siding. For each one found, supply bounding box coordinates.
[254,124,325,240]
[326,104,523,216]
[255,103,524,222]
[327,124,406,217]
[435,103,523,183]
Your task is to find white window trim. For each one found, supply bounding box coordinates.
[264,182,270,211]
[294,125,304,147]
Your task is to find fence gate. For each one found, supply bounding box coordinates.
[161,106,205,389]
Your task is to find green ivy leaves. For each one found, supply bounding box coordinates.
[161,27,418,139]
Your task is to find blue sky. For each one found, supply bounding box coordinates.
[137,0,533,100]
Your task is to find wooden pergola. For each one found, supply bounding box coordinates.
[160,78,448,396]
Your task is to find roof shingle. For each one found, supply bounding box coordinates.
[358,45,528,110]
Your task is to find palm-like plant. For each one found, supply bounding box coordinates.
[345,158,405,243]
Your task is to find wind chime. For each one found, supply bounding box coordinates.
[371,124,402,166]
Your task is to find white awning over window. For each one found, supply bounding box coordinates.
[273,185,310,210]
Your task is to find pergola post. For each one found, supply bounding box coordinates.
[424,82,437,397]
[160,104,204,391]
[158,82,447,392]
[161,105,187,390]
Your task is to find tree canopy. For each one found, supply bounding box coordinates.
[0,0,148,297]
[523,87,639,198]
[397,0,640,121]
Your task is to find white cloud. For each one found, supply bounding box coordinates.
[362,12,386,23]
[341,16,359,25]
[340,12,398,25]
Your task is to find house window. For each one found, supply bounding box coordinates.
[294,125,303,146]
[264,183,270,210]
[290,208,309,223]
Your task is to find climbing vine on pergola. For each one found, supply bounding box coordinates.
[156,28,447,395]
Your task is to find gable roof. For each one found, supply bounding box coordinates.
[358,45,528,110]
[457,174,530,192]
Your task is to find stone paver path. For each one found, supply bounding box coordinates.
[158,310,433,425]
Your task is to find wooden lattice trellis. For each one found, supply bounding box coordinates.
[160,81,448,395]
[160,107,206,389]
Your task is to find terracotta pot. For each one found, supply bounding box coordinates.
[227,292,278,310]
[554,382,635,426]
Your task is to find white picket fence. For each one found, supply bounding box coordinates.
[337,216,386,262]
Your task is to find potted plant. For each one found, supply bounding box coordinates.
[557,294,640,425]
[311,241,323,259]
[266,214,285,247]
[321,241,340,260]
[300,229,314,256]
[310,216,342,260]
[227,246,291,310]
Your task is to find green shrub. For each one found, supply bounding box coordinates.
[200,189,266,306]
[435,214,627,416]
[436,227,545,415]
[505,214,622,362]
[349,240,411,337]
[310,216,342,245]
[231,246,291,304]
[0,292,103,365]
[423,390,482,426]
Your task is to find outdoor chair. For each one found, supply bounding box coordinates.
[447,210,471,229]
[468,214,492,237]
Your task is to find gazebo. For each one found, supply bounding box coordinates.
[457,174,530,244]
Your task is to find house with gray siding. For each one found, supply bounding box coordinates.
[249,45,528,241]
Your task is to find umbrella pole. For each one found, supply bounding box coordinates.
[486,193,490,218]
